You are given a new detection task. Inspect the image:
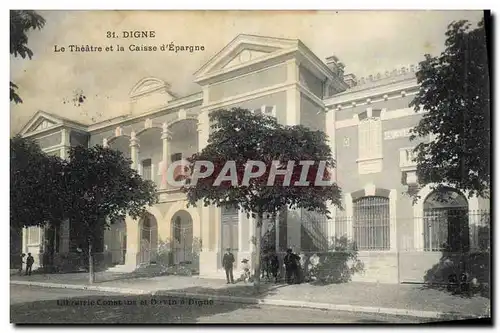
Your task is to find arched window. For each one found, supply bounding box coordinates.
[353,196,390,250]
[423,188,469,252]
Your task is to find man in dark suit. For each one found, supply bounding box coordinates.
[269,250,280,283]
[222,248,235,284]
[284,248,300,284]
[25,253,34,276]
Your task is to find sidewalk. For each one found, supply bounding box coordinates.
[10,272,490,320]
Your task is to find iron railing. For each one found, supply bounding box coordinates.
[353,196,391,250]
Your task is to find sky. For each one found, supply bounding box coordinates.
[10,10,484,135]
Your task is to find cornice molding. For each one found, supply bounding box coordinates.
[88,93,202,133]
[325,80,419,109]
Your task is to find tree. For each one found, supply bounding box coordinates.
[63,145,158,283]
[10,135,67,270]
[10,10,46,104]
[409,18,490,200]
[10,135,66,229]
[183,108,342,288]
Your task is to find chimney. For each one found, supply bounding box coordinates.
[325,55,345,76]
[343,73,357,88]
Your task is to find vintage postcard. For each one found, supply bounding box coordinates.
[10,10,491,324]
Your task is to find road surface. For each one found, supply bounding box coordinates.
[10,284,427,324]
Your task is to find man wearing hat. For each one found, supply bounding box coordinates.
[222,247,235,284]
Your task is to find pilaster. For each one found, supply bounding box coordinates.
[22,227,27,253]
[60,128,70,159]
[197,111,210,150]
[201,205,211,252]
[198,112,211,251]
[345,193,353,240]
[286,59,301,126]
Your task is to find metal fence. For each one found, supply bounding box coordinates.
[420,209,490,252]
[301,209,490,253]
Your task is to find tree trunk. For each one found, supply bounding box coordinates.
[88,239,95,284]
[254,213,263,290]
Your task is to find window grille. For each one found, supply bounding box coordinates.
[353,196,390,250]
[423,189,469,252]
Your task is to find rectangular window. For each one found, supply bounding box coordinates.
[27,226,40,245]
[253,105,276,118]
[142,159,152,180]
[171,153,182,162]
[221,205,239,253]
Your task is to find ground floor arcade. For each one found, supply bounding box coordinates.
[15,184,489,284]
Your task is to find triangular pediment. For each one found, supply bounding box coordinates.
[19,111,63,136]
[194,34,299,80]
[222,49,273,70]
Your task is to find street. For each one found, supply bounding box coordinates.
[10,284,427,324]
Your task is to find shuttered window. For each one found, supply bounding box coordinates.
[142,159,152,180]
[27,226,41,245]
[221,205,239,252]
[358,117,382,160]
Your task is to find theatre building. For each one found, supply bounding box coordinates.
[15,34,490,283]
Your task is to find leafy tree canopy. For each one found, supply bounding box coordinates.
[409,18,490,199]
[10,10,46,104]
[183,108,343,222]
[63,145,159,235]
[10,135,66,229]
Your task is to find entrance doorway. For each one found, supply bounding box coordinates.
[423,188,469,252]
[171,210,193,264]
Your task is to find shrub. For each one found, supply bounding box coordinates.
[307,236,364,284]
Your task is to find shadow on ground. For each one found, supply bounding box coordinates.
[421,250,490,300]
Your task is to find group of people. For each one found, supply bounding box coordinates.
[222,247,303,285]
[17,253,35,276]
